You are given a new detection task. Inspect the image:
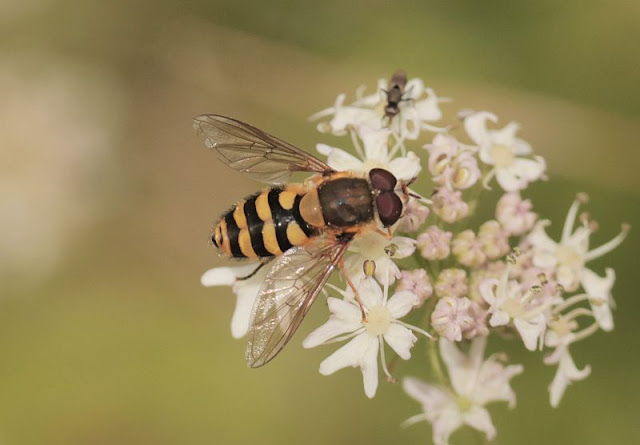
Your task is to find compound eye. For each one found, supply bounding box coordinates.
[369,168,397,192]
[376,192,403,227]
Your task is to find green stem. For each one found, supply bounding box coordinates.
[427,337,447,387]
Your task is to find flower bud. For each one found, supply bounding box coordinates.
[417,225,452,260]
[396,269,433,308]
[431,296,473,342]
[496,192,537,236]
[432,188,469,223]
[478,220,510,259]
[434,268,468,299]
[452,230,487,268]
[397,199,430,233]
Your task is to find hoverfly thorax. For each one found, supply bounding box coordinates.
[369,168,404,228]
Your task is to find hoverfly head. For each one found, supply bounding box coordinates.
[369,168,403,228]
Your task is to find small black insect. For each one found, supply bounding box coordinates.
[384,69,408,120]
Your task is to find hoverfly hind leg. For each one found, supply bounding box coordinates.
[338,258,368,322]
[237,257,274,281]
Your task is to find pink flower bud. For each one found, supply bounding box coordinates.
[396,269,433,308]
[431,296,473,342]
[462,300,489,339]
[397,200,430,232]
[496,192,537,236]
[417,225,452,260]
[478,220,510,259]
[432,188,469,223]
[452,230,487,268]
[434,268,468,298]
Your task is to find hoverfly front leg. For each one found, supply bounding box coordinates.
[374,227,394,239]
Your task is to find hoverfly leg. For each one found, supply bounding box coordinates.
[374,227,394,240]
[237,258,274,281]
[338,258,368,322]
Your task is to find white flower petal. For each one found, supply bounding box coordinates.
[384,324,417,359]
[386,291,420,318]
[328,105,380,135]
[388,152,422,181]
[463,406,496,441]
[582,268,615,331]
[464,111,498,147]
[504,157,545,186]
[390,236,417,258]
[230,289,257,338]
[414,88,443,121]
[356,277,384,308]
[201,266,250,287]
[359,126,391,161]
[373,258,401,286]
[432,407,464,445]
[400,109,423,140]
[403,377,452,410]
[489,310,510,327]
[440,337,486,397]
[514,315,545,351]
[319,333,370,375]
[404,78,425,100]
[316,143,363,172]
[361,339,380,398]
[479,278,499,305]
[549,351,591,407]
[513,137,532,156]
[491,121,519,146]
[302,300,362,348]
[495,167,525,192]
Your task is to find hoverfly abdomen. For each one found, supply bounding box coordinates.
[317,177,374,227]
[213,185,317,259]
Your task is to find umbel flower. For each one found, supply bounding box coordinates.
[200,72,628,443]
[303,276,431,398]
[403,338,523,445]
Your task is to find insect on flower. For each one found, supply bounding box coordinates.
[194,115,416,368]
[383,69,408,120]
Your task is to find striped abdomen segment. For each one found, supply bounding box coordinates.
[212,185,316,259]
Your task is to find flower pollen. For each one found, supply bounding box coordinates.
[365,305,393,336]
[490,144,515,168]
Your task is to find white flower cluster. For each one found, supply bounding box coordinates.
[202,73,628,444]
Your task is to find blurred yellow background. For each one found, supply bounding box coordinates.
[1,1,639,444]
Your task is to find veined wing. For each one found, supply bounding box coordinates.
[193,114,334,184]
[245,239,349,368]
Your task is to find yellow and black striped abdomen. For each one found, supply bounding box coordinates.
[212,185,317,259]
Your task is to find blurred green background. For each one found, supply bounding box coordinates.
[1,1,639,444]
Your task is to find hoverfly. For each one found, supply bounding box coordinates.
[194,115,413,367]
[383,69,408,120]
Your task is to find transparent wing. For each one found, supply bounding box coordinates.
[193,114,334,184]
[245,239,349,367]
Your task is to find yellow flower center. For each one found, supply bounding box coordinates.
[502,298,525,318]
[365,305,392,336]
[456,395,473,413]
[555,245,583,269]
[490,144,515,168]
[549,316,577,337]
